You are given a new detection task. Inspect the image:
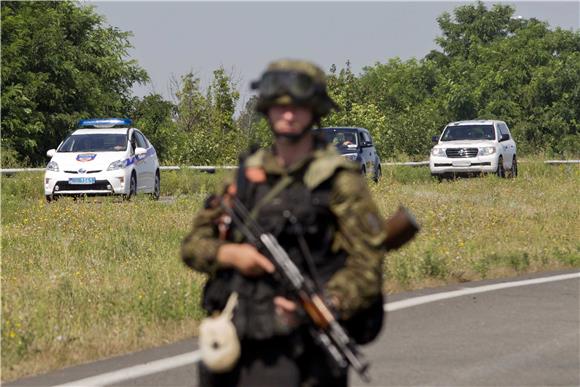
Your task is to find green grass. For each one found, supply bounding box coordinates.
[370,161,580,289]
[2,162,579,380]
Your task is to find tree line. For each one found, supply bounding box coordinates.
[2,1,578,167]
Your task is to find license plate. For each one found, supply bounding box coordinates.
[69,177,96,185]
[452,160,471,167]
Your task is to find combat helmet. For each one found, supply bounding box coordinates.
[251,59,338,119]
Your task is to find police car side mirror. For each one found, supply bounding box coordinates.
[432,136,440,143]
[135,147,147,156]
[47,149,56,158]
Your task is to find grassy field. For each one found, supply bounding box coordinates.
[2,162,579,381]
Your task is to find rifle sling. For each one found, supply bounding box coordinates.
[248,174,294,220]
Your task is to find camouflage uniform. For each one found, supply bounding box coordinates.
[182,143,386,320]
[181,59,387,387]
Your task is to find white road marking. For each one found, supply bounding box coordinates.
[385,272,580,312]
[55,352,201,387]
[54,272,579,387]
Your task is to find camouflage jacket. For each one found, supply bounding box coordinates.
[181,144,387,319]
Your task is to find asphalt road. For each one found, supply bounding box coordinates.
[7,270,579,387]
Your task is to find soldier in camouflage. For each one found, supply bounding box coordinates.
[181,59,387,387]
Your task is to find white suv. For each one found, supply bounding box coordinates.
[44,118,160,201]
[430,120,517,178]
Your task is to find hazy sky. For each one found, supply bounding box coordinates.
[92,1,580,107]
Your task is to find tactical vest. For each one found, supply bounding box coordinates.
[202,147,350,341]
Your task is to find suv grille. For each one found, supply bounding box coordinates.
[446,148,478,158]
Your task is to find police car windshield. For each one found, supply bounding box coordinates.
[58,134,127,152]
[441,125,495,141]
[321,129,359,151]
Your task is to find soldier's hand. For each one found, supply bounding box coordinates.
[217,243,275,276]
[274,296,299,328]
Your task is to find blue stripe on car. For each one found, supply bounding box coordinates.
[123,148,156,168]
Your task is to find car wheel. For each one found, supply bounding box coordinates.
[509,156,518,178]
[46,195,54,203]
[124,173,137,200]
[496,156,505,178]
[373,165,382,182]
[431,173,443,182]
[150,171,160,200]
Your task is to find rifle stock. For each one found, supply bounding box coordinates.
[384,206,420,251]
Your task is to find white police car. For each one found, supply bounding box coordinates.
[44,118,160,201]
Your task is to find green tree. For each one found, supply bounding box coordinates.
[207,67,240,134]
[131,94,176,162]
[172,68,246,165]
[326,61,359,117]
[237,96,272,147]
[325,62,392,156]
[435,1,515,59]
[174,72,209,133]
[335,59,446,158]
[432,6,580,155]
[1,1,148,165]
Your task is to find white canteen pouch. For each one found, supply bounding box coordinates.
[199,292,241,372]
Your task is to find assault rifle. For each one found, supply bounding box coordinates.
[221,196,419,383]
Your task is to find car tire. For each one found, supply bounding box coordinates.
[373,165,382,182]
[432,173,443,182]
[150,171,160,200]
[124,173,137,200]
[496,156,505,178]
[509,156,518,178]
[46,195,55,203]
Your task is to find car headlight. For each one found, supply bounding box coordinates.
[431,148,446,157]
[343,153,358,161]
[46,161,59,172]
[479,146,496,156]
[107,159,127,171]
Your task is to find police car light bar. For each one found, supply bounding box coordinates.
[78,118,132,128]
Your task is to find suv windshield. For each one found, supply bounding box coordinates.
[320,128,358,152]
[441,125,495,141]
[58,133,128,152]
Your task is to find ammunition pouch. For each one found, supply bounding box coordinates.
[203,269,296,340]
[341,294,385,345]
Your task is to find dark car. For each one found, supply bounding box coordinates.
[317,127,382,181]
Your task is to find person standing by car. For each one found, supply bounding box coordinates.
[181,59,387,387]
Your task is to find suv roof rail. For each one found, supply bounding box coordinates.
[319,127,368,136]
[450,119,497,126]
